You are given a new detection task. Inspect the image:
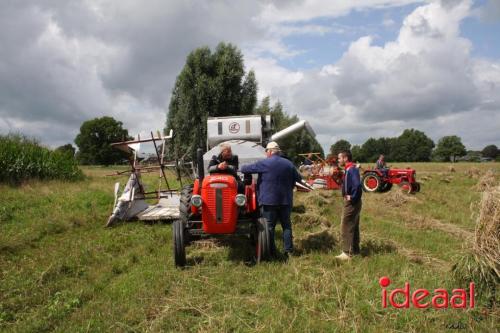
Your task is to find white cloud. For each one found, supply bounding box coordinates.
[250,0,500,150]
[257,0,423,23]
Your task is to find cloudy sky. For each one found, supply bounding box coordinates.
[1,0,499,151]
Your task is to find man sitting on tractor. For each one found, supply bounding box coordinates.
[208,143,244,192]
[376,154,389,178]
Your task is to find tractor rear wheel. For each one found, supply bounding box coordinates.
[173,219,186,267]
[398,181,413,194]
[255,218,271,263]
[362,173,382,192]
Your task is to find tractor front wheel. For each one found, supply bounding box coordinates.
[412,182,421,193]
[173,219,186,267]
[255,218,271,263]
[362,173,382,192]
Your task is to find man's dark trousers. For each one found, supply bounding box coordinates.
[261,205,293,254]
[341,199,362,255]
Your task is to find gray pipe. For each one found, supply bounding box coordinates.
[270,120,316,142]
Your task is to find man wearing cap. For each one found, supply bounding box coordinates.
[240,141,303,258]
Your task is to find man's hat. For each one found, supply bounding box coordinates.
[265,141,280,151]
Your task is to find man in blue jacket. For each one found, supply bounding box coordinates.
[336,150,363,260]
[240,141,302,257]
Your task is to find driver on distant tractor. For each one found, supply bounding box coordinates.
[376,154,389,177]
[208,143,244,192]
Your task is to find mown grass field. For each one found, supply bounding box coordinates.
[1,163,498,332]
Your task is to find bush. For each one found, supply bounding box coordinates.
[0,134,83,184]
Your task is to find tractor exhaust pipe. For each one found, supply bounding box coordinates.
[196,148,204,181]
[270,120,316,142]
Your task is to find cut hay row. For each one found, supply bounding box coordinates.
[398,247,451,271]
[453,180,499,300]
[296,228,337,254]
[473,185,500,278]
[473,169,496,191]
[404,214,474,240]
[465,167,481,179]
[380,188,419,207]
[293,214,332,229]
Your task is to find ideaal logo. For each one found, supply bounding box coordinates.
[379,276,475,309]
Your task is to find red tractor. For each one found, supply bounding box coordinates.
[173,115,317,267]
[361,168,420,194]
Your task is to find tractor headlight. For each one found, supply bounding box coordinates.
[235,194,246,207]
[191,195,202,208]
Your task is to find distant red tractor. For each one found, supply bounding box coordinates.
[174,115,317,267]
[361,168,420,194]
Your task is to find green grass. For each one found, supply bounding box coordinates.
[0,134,83,184]
[0,163,499,332]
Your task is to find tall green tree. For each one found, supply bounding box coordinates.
[166,43,258,159]
[75,117,131,165]
[351,145,363,162]
[433,135,466,162]
[329,139,351,156]
[391,129,434,162]
[482,145,499,159]
[359,138,383,163]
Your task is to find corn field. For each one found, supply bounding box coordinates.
[0,134,83,183]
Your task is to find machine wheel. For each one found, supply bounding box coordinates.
[380,182,393,193]
[255,218,271,263]
[179,184,195,221]
[412,182,421,193]
[173,219,186,267]
[179,184,199,242]
[362,173,382,192]
[398,181,413,194]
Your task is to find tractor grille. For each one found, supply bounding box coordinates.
[201,176,238,233]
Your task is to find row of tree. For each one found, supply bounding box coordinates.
[329,133,498,163]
